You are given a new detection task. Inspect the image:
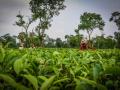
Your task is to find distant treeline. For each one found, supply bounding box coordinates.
[0,0,120,49]
[0,32,119,49]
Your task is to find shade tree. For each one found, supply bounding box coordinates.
[110,11,120,48]
[77,12,105,48]
[29,0,66,47]
[15,12,33,47]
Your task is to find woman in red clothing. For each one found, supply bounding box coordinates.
[80,38,88,50]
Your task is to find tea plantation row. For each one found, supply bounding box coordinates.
[0,47,120,90]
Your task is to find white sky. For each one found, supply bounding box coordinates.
[0,0,120,40]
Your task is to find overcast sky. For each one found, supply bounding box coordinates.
[0,0,120,40]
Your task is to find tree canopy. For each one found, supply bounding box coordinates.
[78,12,105,42]
[29,0,66,47]
[110,11,120,30]
[110,11,120,48]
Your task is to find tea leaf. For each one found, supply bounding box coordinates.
[41,75,56,90]
[22,74,38,90]
[14,54,27,74]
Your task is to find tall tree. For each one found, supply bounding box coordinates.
[15,12,33,47]
[106,36,116,48]
[65,35,70,47]
[18,32,26,47]
[75,29,83,47]
[78,12,105,47]
[114,32,120,48]
[29,31,36,47]
[110,11,120,48]
[29,0,66,47]
[110,11,120,30]
[55,38,63,48]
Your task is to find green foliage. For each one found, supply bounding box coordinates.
[38,76,47,81]
[53,78,70,85]
[114,32,120,48]
[0,74,17,88]
[75,78,86,90]
[14,54,27,74]
[41,75,56,90]
[79,12,105,31]
[0,34,17,48]
[22,74,38,90]
[92,35,116,49]
[29,0,66,20]
[110,11,120,30]
[55,38,63,48]
[0,74,30,90]
[110,11,120,48]
[29,0,66,47]
[0,48,120,90]
[15,12,33,48]
[77,12,105,42]
[0,45,20,73]
[0,44,5,62]
[75,76,107,90]
[64,34,83,48]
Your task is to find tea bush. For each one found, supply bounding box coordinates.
[0,46,120,90]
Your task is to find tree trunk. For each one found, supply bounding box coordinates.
[41,36,44,47]
[87,31,91,48]
[25,29,29,48]
[87,30,92,49]
[40,29,45,47]
[38,29,41,46]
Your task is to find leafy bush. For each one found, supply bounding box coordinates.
[0,46,120,90]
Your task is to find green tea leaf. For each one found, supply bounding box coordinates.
[14,54,27,74]
[0,74,30,90]
[53,78,69,85]
[0,74,16,85]
[14,58,24,74]
[38,76,48,81]
[23,74,38,90]
[0,46,5,62]
[75,78,86,90]
[78,76,107,90]
[41,75,56,90]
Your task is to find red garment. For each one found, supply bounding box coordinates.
[80,43,87,50]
